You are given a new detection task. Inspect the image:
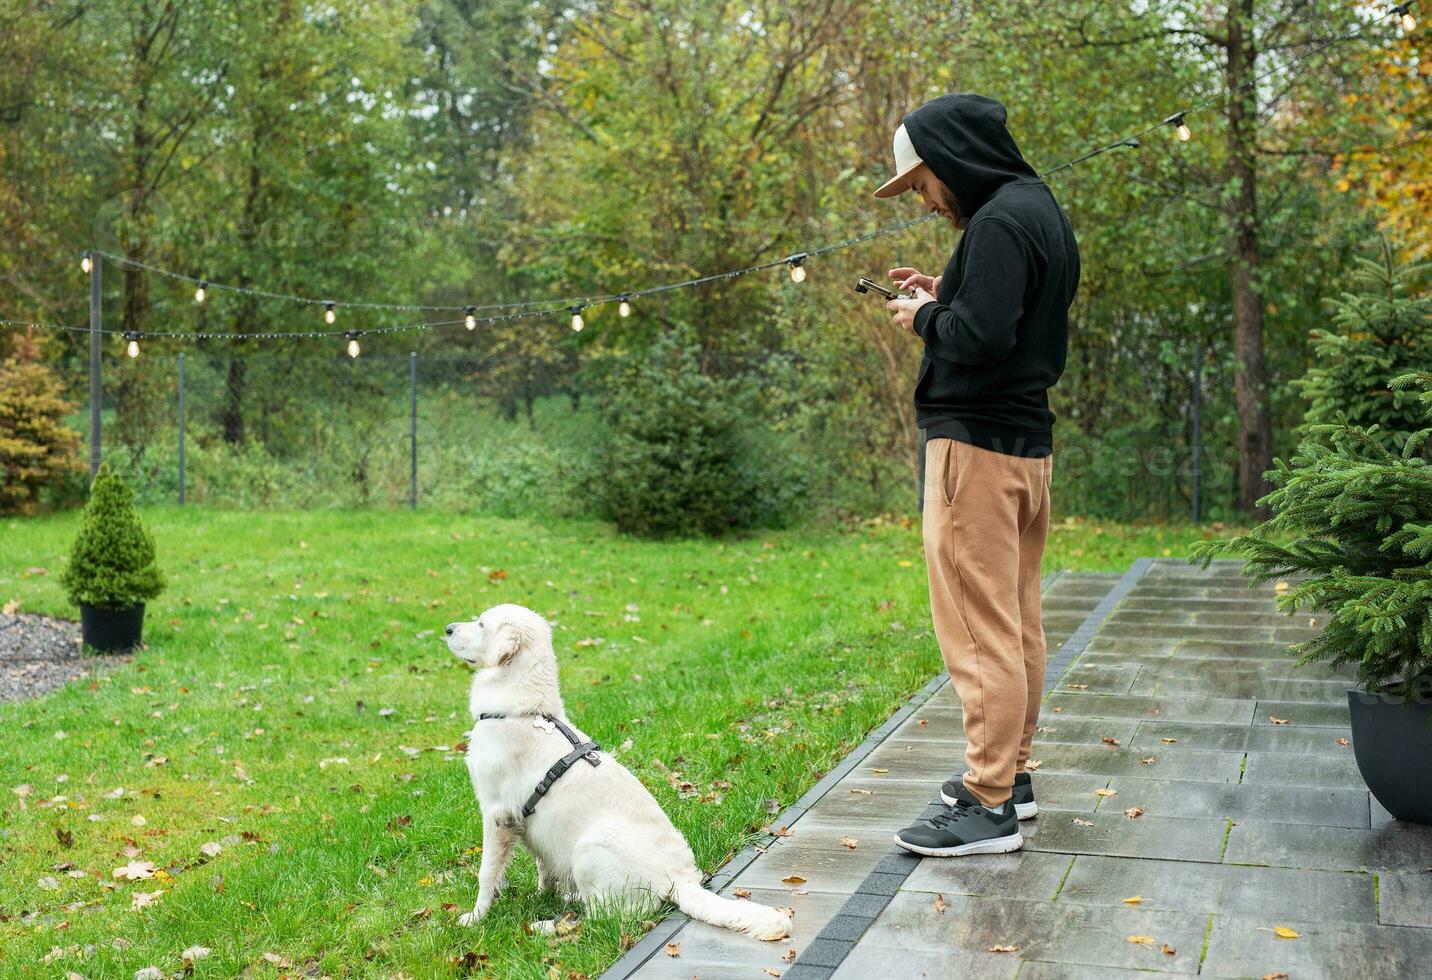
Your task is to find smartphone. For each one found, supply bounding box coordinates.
[854,276,904,300]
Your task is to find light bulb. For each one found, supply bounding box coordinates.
[1403,11,1417,31]
[1177,122,1192,142]
[126,336,140,358]
[324,302,336,325]
[618,298,632,318]
[790,262,806,283]
[81,255,92,274]
[465,306,476,330]
[195,280,208,303]
[346,335,360,358]
[570,308,585,332]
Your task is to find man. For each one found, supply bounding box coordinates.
[875,93,1079,857]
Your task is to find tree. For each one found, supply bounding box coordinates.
[0,330,82,514]
[60,464,165,609]
[1295,237,1432,451]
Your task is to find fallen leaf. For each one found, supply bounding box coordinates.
[870,768,889,775]
[849,788,873,796]
[112,861,156,881]
[989,944,1019,953]
[1272,926,1300,939]
[37,876,59,891]
[1262,973,1290,980]
[1127,935,1156,945]
[933,893,945,914]
[1269,716,1288,725]
[1123,895,1143,905]
[1125,806,1145,819]
[1026,759,1041,771]
[1161,944,1177,956]
[1102,736,1120,746]
[780,947,798,963]
[1067,683,1089,690]
[1160,737,1178,744]
[763,969,781,978]
[181,946,211,964]
[1073,817,1094,826]
[734,888,751,899]
[771,826,793,838]
[1095,788,1118,798]
[135,968,163,980]
[1336,738,1348,746]
[781,875,807,886]
[1139,755,1157,765]
[839,836,859,850]
[200,842,221,858]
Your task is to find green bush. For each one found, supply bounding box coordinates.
[60,464,166,609]
[593,331,800,537]
[1192,372,1432,695]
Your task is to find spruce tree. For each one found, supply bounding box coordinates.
[60,464,166,610]
[1294,237,1432,453]
[1193,372,1432,695]
[0,331,82,514]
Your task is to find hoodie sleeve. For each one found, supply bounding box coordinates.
[913,217,1029,365]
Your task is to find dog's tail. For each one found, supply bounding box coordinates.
[673,881,792,941]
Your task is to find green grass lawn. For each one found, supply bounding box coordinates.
[0,509,1231,978]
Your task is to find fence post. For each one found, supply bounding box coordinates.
[178,352,186,505]
[88,250,102,479]
[409,351,417,510]
[1191,342,1203,524]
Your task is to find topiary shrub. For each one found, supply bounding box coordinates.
[593,331,779,538]
[1294,237,1431,453]
[1191,372,1432,695]
[0,330,83,514]
[60,463,166,610]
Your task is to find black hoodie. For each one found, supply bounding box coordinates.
[903,94,1079,458]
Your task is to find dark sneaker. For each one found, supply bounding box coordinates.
[893,798,1022,857]
[941,771,1038,820]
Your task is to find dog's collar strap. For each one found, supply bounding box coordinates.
[475,712,601,818]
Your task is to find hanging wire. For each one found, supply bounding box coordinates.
[8,3,1410,348]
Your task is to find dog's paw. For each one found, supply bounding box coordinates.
[457,907,488,927]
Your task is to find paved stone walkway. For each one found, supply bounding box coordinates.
[603,558,1432,979]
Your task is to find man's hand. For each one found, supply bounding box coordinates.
[887,287,936,334]
[888,267,943,295]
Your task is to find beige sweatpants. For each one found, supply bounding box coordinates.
[922,436,1053,809]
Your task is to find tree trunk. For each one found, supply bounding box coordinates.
[1225,0,1273,515]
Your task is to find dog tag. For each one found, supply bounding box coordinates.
[532,718,557,734]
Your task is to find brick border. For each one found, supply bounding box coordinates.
[782,557,1154,980]
[599,573,1067,980]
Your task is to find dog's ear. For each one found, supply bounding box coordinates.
[488,621,531,668]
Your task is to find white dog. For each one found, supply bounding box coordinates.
[444,603,792,941]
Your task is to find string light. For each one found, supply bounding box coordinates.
[1395,4,1417,31]
[81,254,92,274]
[324,302,336,325]
[464,306,477,330]
[618,295,632,318]
[123,331,141,358]
[570,307,585,332]
[345,331,361,358]
[788,254,808,283]
[1166,113,1192,142]
[195,280,208,304]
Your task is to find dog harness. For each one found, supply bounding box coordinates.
[475,713,601,818]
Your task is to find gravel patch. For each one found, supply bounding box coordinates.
[0,612,128,702]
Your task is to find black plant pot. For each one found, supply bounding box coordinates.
[1348,687,1432,826]
[79,603,145,654]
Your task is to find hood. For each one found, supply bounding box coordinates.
[903,94,1038,214]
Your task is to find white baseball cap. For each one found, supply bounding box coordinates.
[874,123,925,199]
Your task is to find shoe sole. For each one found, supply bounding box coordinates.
[939,788,1038,820]
[892,830,1024,858]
